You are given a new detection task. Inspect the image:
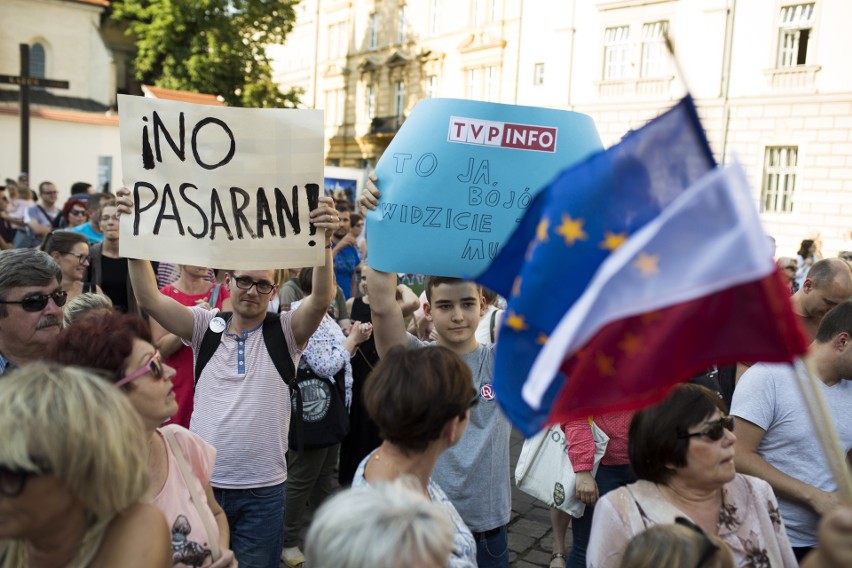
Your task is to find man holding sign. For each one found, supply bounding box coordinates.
[116,95,335,568]
[119,189,339,568]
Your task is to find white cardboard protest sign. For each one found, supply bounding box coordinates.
[118,95,325,270]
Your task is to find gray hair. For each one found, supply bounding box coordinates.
[305,477,454,568]
[63,293,114,327]
[0,249,62,317]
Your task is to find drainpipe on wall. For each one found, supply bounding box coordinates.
[719,0,737,165]
[566,0,576,110]
[514,0,524,104]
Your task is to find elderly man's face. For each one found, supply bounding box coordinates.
[0,279,64,350]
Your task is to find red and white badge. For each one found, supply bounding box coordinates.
[480,384,495,401]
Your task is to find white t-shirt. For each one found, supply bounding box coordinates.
[731,361,852,546]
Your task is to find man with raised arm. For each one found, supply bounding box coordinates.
[117,188,340,568]
[360,179,512,568]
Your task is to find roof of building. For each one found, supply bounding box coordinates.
[65,0,109,8]
[142,85,225,106]
[65,0,111,7]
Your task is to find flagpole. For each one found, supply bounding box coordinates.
[792,357,852,505]
[664,31,693,96]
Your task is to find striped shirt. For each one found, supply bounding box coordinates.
[188,307,302,489]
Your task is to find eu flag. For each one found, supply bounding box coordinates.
[475,96,715,435]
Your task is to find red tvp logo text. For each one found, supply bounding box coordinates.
[447,116,558,153]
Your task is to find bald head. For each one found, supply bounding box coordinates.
[800,258,852,320]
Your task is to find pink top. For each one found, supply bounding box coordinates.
[160,283,230,428]
[153,425,220,568]
[564,409,633,472]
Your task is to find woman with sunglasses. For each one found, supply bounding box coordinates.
[776,257,800,295]
[586,383,797,567]
[60,198,89,229]
[45,311,237,568]
[40,230,102,303]
[0,363,170,567]
[354,345,478,568]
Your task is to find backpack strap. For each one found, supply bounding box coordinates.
[489,309,499,343]
[259,312,304,454]
[194,311,233,387]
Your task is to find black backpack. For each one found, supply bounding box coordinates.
[194,312,348,451]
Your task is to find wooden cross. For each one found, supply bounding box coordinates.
[0,44,70,175]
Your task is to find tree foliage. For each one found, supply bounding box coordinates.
[111,0,302,108]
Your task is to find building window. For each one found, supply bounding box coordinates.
[394,81,405,120]
[484,66,498,102]
[761,146,798,213]
[426,75,438,98]
[430,0,441,35]
[640,21,669,77]
[328,22,346,59]
[365,84,376,120]
[467,68,481,100]
[603,26,630,80]
[472,0,496,25]
[325,89,345,126]
[777,3,814,67]
[369,13,378,50]
[29,43,46,78]
[533,62,545,85]
[397,6,407,44]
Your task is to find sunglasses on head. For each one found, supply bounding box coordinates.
[678,415,735,442]
[115,351,164,388]
[674,516,720,568]
[0,290,67,312]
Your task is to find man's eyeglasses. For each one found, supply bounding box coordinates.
[0,461,52,497]
[0,290,67,312]
[674,516,720,568]
[784,265,797,271]
[678,416,735,442]
[232,275,275,295]
[115,351,164,388]
[62,251,91,265]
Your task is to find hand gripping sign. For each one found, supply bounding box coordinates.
[366,99,602,278]
[117,95,325,270]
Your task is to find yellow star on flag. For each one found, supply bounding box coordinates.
[511,275,523,298]
[595,351,616,377]
[504,310,529,332]
[536,218,550,243]
[634,252,660,276]
[556,214,588,246]
[536,333,548,346]
[600,231,628,251]
[618,332,642,357]
[641,311,663,325]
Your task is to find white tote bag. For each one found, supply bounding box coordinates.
[514,421,609,518]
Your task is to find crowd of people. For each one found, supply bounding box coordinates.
[1,174,852,568]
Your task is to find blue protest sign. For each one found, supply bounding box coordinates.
[367,98,601,277]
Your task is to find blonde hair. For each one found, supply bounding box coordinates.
[63,292,113,327]
[306,476,454,568]
[620,523,735,568]
[0,363,149,567]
